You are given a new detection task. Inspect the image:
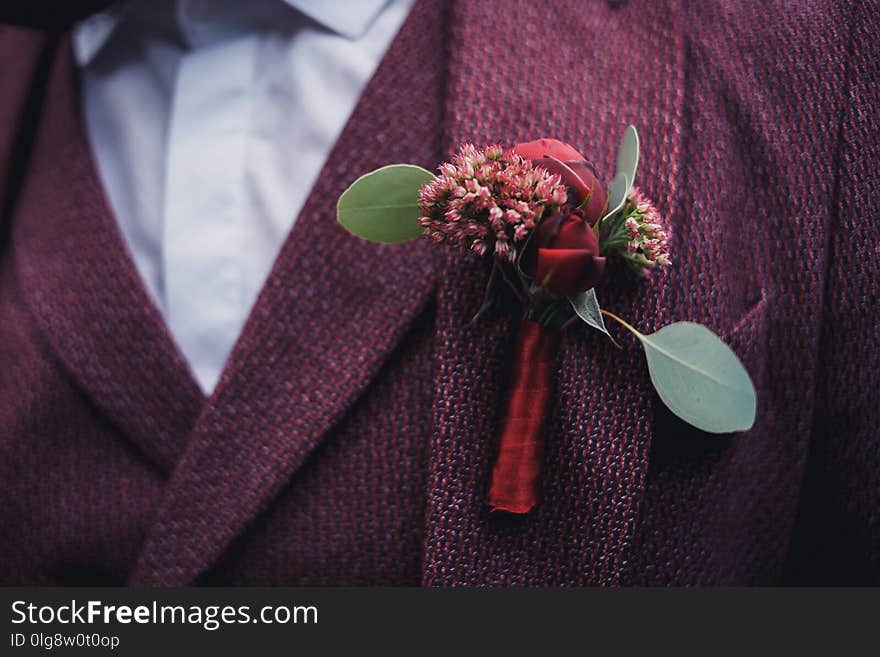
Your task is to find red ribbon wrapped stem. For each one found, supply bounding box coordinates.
[487,319,560,514]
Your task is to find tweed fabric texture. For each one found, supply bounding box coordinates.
[782,2,880,583]
[1,0,446,586]
[0,0,878,585]
[625,0,880,586]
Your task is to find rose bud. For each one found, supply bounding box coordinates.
[513,138,607,225]
[523,211,606,297]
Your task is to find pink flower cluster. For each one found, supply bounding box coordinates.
[621,187,671,274]
[418,144,567,262]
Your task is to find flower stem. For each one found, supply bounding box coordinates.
[599,309,642,338]
[469,262,498,326]
[536,301,559,326]
[495,258,527,303]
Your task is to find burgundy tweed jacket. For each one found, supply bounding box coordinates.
[1,0,878,586]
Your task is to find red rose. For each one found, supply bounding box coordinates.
[513,138,607,225]
[523,211,606,297]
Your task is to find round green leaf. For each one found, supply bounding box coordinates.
[337,164,434,243]
[637,322,756,433]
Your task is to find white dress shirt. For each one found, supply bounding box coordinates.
[73,0,414,393]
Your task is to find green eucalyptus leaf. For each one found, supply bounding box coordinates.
[602,172,629,222]
[337,164,434,243]
[636,322,756,434]
[568,288,610,336]
[616,125,639,193]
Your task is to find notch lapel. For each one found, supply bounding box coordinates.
[130,0,450,585]
[11,39,205,473]
[421,0,686,585]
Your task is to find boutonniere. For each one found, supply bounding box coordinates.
[337,127,756,514]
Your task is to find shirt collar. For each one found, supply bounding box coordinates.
[74,0,391,66]
[291,0,389,39]
[73,3,126,66]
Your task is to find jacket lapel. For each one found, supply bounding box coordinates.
[421,0,686,585]
[130,0,449,585]
[11,38,205,473]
